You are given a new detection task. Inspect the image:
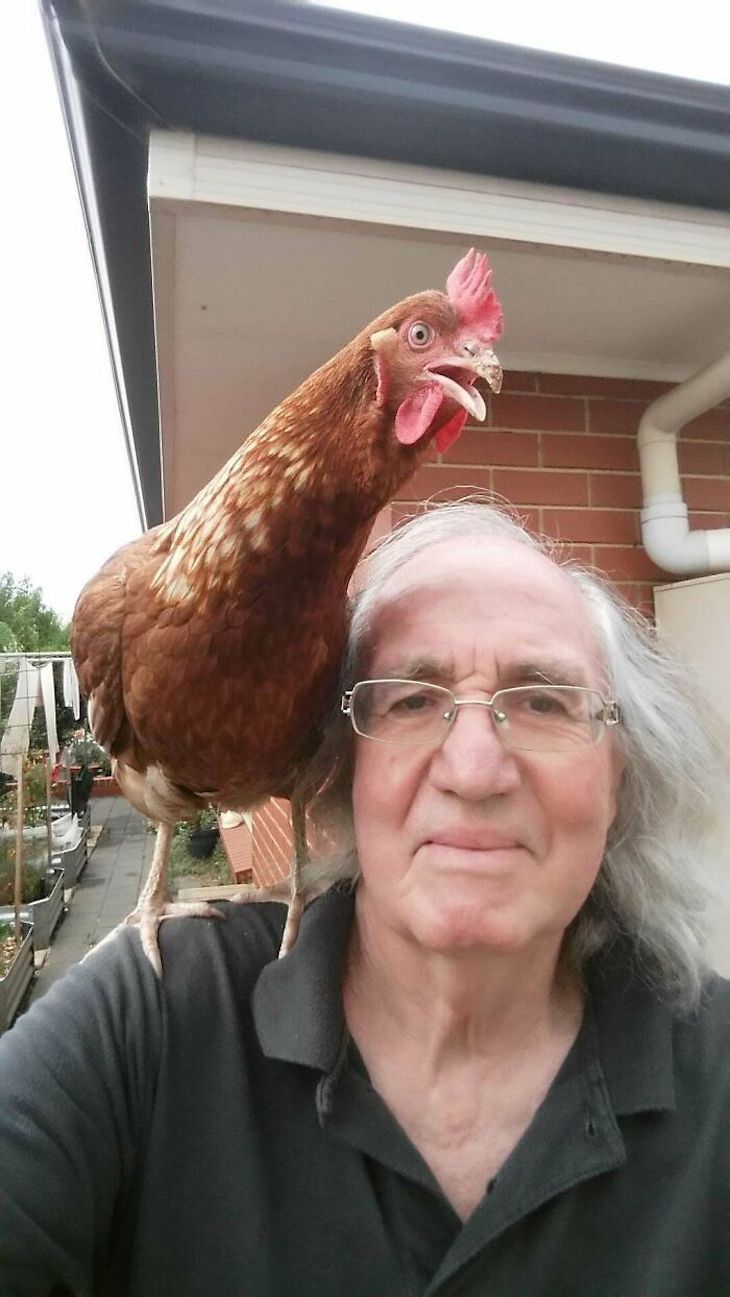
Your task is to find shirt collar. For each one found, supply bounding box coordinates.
[252,885,355,1072]
[585,941,676,1115]
[253,889,677,1116]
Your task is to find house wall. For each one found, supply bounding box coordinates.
[250,370,730,884]
[396,370,730,617]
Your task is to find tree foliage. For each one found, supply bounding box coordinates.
[0,573,69,652]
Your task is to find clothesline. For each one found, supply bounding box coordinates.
[0,655,81,776]
[0,652,74,663]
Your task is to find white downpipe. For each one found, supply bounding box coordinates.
[638,351,730,575]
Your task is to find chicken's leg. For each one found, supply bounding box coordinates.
[229,795,315,957]
[278,795,308,958]
[124,820,223,976]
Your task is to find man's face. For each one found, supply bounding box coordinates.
[351,537,623,958]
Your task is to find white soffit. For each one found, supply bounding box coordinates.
[150,131,730,269]
[148,131,730,516]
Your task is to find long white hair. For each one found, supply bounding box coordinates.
[303,499,726,1010]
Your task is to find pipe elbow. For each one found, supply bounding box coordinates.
[640,501,711,575]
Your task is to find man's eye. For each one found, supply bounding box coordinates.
[389,690,435,714]
[524,690,567,716]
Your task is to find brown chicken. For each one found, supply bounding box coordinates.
[71,249,504,973]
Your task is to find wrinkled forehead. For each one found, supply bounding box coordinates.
[363,537,605,678]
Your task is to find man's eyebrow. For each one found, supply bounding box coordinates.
[373,657,452,682]
[503,659,591,688]
[373,657,592,688]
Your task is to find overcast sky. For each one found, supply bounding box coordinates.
[1,2,141,625]
[1,2,725,624]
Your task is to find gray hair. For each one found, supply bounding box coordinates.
[303,499,724,1010]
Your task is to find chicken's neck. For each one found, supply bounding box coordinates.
[163,350,424,600]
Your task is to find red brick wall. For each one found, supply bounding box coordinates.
[251,797,292,886]
[251,369,730,878]
[397,370,730,616]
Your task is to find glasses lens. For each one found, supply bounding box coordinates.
[351,680,454,744]
[494,686,602,751]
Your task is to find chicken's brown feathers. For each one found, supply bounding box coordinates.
[71,250,504,826]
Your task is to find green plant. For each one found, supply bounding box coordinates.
[0,573,69,652]
[21,759,49,827]
[168,818,230,893]
[0,856,49,906]
[0,921,19,977]
[67,733,111,774]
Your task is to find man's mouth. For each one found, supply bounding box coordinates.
[424,830,521,852]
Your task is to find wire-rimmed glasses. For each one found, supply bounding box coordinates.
[341,680,622,753]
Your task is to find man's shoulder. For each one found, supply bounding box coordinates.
[671,975,730,1103]
[157,898,288,991]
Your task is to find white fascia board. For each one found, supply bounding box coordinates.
[51,10,147,530]
[148,130,730,270]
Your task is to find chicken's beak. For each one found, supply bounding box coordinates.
[462,343,503,395]
[422,343,503,423]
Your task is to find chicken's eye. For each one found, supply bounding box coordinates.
[407,321,435,349]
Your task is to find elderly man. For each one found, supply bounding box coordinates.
[0,501,728,1296]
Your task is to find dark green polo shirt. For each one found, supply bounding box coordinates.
[0,886,729,1296]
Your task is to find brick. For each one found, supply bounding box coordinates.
[542,508,638,545]
[553,542,593,566]
[447,428,539,467]
[515,506,542,534]
[589,472,643,509]
[588,399,644,436]
[688,510,730,529]
[492,468,588,506]
[502,370,539,392]
[683,476,730,511]
[592,545,671,583]
[677,441,726,475]
[491,394,585,432]
[614,583,656,617]
[542,433,638,472]
[683,409,730,441]
[539,374,670,400]
[402,465,492,501]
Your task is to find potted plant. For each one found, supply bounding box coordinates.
[56,732,119,799]
[186,810,220,859]
[0,918,34,1033]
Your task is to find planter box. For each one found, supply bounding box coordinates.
[51,803,91,834]
[0,921,34,1033]
[53,775,120,800]
[0,866,65,954]
[89,776,120,799]
[52,832,88,892]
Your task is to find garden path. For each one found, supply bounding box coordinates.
[29,798,154,1004]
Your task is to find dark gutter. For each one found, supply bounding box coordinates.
[40,0,730,524]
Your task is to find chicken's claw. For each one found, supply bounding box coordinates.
[124,899,224,977]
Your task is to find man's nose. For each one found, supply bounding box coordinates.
[429,703,521,800]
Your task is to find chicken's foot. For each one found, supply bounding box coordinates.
[124,820,223,976]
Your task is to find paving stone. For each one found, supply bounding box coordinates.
[28,798,153,1005]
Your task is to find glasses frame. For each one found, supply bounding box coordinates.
[341,679,622,752]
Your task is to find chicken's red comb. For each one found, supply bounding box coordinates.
[446,248,504,340]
